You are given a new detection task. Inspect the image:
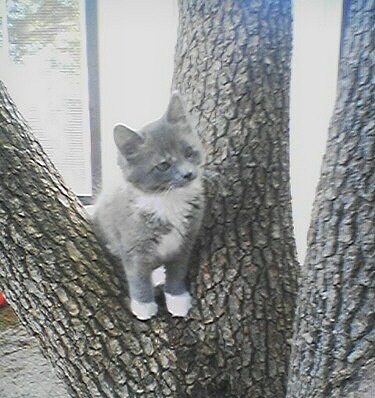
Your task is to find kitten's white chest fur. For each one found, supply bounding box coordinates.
[135,180,202,257]
[157,229,183,258]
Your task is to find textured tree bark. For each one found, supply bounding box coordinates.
[0,81,131,398]
[287,1,375,397]
[171,1,298,397]
[0,1,298,397]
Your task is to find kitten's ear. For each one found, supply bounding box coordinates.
[165,92,188,124]
[113,124,143,158]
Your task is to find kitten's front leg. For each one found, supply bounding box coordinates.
[125,262,157,321]
[164,253,192,317]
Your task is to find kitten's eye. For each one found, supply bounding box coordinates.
[156,161,171,172]
[185,146,194,159]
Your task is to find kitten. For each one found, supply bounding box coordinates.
[93,93,205,320]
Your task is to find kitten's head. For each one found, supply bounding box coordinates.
[114,93,204,193]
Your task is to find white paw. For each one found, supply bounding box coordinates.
[165,292,192,317]
[130,300,158,320]
[152,266,166,287]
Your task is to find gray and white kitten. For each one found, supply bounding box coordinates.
[93,93,205,320]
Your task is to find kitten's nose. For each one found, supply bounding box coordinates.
[183,171,195,181]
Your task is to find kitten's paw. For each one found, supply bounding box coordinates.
[130,300,158,320]
[152,266,166,287]
[165,292,192,317]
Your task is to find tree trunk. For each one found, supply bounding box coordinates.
[287,1,375,396]
[172,1,298,396]
[0,1,298,397]
[0,82,131,398]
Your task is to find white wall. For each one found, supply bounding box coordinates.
[98,0,342,262]
[290,0,342,262]
[98,0,178,186]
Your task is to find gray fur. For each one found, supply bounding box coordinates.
[93,93,205,319]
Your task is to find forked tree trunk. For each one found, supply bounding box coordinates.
[0,1,298,397]
[287,1,375,396]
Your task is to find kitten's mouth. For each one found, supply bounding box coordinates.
[152,180,194,193]
[136,176,198,194]
[170,177,197,190]
[172,182,189,189]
